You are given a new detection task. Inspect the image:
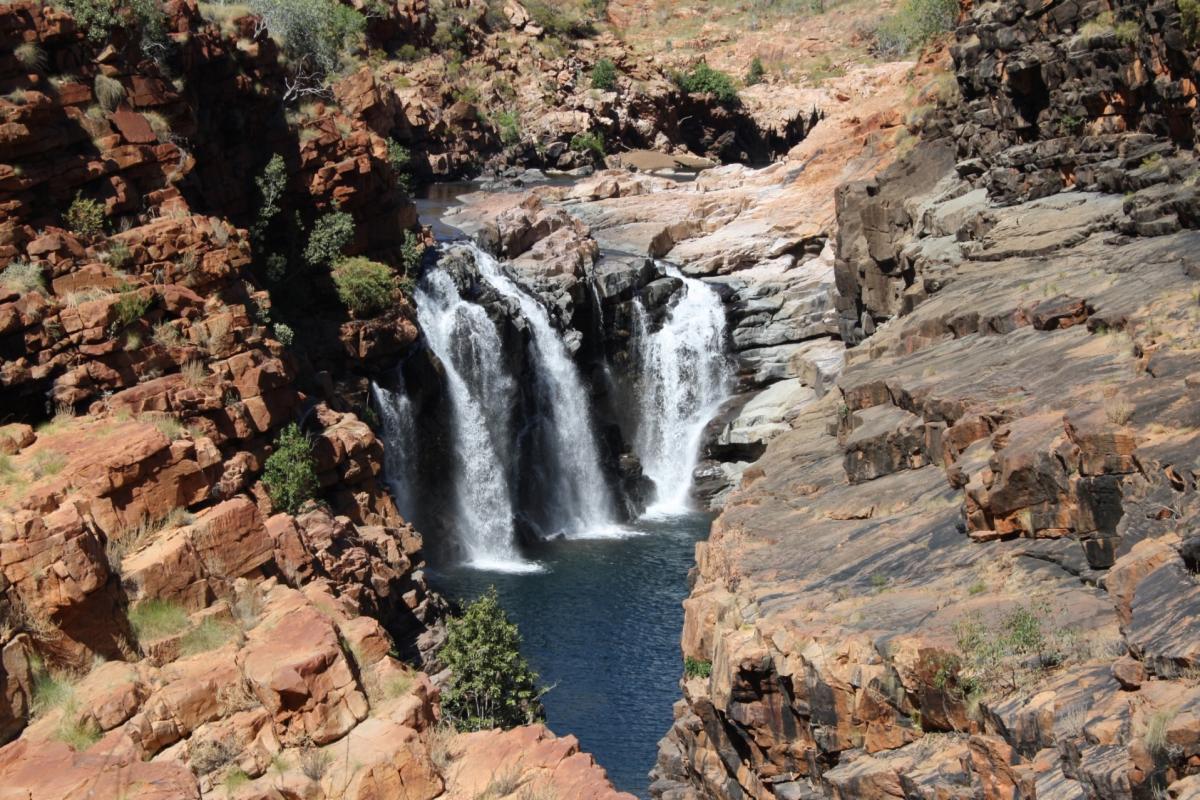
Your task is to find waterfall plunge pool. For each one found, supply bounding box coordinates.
[430,509,711,799]
[393,179,730,798]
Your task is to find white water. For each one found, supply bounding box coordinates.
[633,265,731,514]
[371,378,417,522]
[469,245,617,537]
[415,269,539,573]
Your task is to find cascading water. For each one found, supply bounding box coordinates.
[468,244,617,537]
[633,264,731,514]
[370,377,417,522]
[415,269,535,572]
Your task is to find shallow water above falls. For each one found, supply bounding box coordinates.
[431,510,711,799]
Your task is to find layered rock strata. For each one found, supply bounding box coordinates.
[653,2,1200,799]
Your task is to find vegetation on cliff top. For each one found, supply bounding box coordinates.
[333,257,397,318]
[875,0,960,55]
[440,587,544,731]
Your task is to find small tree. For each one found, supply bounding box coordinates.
[746,57,766,86]
[674,63,738,104]
[252,154,287,244]
[64,192,106,237]
[440,588,543,731]
[303,209,354,269]
[591,58,617,90]
[262,423,318,514]
[332,257,395,317]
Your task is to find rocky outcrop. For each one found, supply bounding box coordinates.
[655,2,1200,799]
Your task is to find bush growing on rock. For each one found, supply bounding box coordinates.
[262,422,319,513]
[746,57,766,86]
[684,656,712,678]
[93,73,126,111]
[591,58,617,90]
[253,154,287,245]
[1,261,46,295]
[64,192,106,237]
[303,209,354,269]
[673,63,738,104]
[440,587,543,731]
[570,130,605,159]
[14,42,46,71]
[874,0,959,55]
[246,0,365,96]
[332,257,396,318]
[493,109,521,145]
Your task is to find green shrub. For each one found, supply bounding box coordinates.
[440,587,543,731]
[129,598,189,641]
[246,0,364,83]
[684,656,712,678]
[1,261,46,295]
[674,63,738,103]
[746,56,766,86]
[64,192,106,237]
[332,256,395,318]
[253,154,287,243]
[273,322,295,346]
[111,290,152,330]
[952,600,1067,696]
[591,58,617,90]
[399,229,424,277]
[262,422,318,514]
[570,130,605,159]
[1183,0,1200,45]
[387,139,413,192]
[493,109,521,145]
[875,0,959,55]
[93,73,125,111]
[524,0,594,36]
[56,0,121,42]
[56,0,165,47]
[303,209,354,269]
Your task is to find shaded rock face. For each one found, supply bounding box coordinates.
[653,4,1200,800]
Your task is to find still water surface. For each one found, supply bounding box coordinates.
[431,511,711,799]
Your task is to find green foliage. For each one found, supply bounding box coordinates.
[64,192,106,237]
[746,56,766,86]
[875,0,959,55]
[303,209,354,269]
[569,130,605,159]
[111,290,152,330]
[129,598,189,641]
[387,139,411,172]
[253,154,287,244]
[440,587,543,731]
[332,256,395,318]
[673,63,738,103]
[398,230,422,289]
[952,600,1067,696]
[56,0,122,42]
[55,0,165,50]
[524,0,596,36]
[1182,0,1200,45]
[590,58,617,90]
[247,0,365,79]
[493,109,521,145]
[262,422,318,514]
[1,261,46,295]
[395,43,425,61]
[273,322,295,346]
[684,656,712,679]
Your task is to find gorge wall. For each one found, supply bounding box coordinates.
[651,2,1200,800]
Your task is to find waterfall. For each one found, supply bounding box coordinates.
[414,269,536,572]
[633,265,731,514]
[371,378,417,522]
[468,245,617,537]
